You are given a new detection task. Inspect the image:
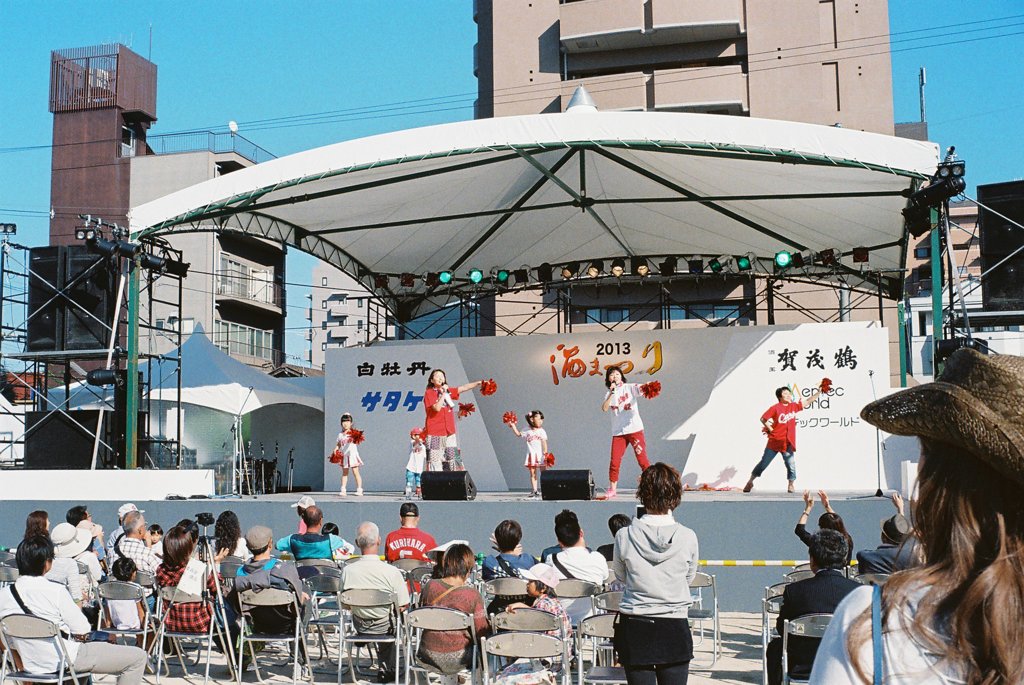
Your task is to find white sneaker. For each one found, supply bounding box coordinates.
[356,488,364,496]
[340,488,347,497]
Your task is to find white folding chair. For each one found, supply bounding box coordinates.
[296,558,339,570]
[492,608,562,637]
[591,591,621,614]
[0,614,83,685]
[688,571,720,666]
[340,588,402,683]
[791,562,812,573]
[237,587,309,684]
[0,566,18,588]
[154,585,232,685]
[404,606,479,685]
[761,583,787,685]
[781,613,832,684]
[577,612,624,681]
[97,580,155,665]
[552,580,599,627]
[784,570,814,583]
[482,632,569,685]
[304,572,348,680]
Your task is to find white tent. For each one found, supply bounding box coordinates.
[130,109,940,317]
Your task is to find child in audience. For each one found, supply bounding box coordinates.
[507,410,548,499]
[335,412,364,496]
[107,557,148,646]
[508,563,572,641]
[406,428,426,498]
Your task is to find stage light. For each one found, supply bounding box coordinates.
[0,223,16,235]
[686,258,702,275]
[735,255,752,271]
[903,155,967,237]
[374,274,390,289]
[400,273,416,288]
[816,249,837,266]
[561,262,579,279]
[86,369,124,387]
[492,268,510,283]
[75,227,96,241]
[774,251,792,269]
[852,247,870,263]
[513,267,530,285]
[631,257,650,277]
[586,260,604,278]
[439,270,453,285]
[426,272,440,287]
[536,263,553,283]
[86,237,120,259]
[162,258,190,278]
[610,258,625,277]
[468,268,484,284]
[114,241,141,257]
[790,252,805,268]
[660,257,678,276]
[708,258,723,274]
[139,253,166,272]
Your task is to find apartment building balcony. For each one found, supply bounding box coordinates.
[652,65,748,114]
[215,273,284,314]
[140,131,276,165]
[561,72,647,111]
[560,0,743,53]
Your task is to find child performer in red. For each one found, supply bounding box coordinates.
[335,412,364,496]
[423,369,483,471]
[743,383,822,493]
[601,366,657,499]
[507,410,548,500]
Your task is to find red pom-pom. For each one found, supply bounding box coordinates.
[458,402,476,418]
[639,380,662,399]
[328,449,343,465]
[503,411,518,425]
[819,377,833,393]
[347,428,365,445]
[480,379,498,396]
[544,452,556,467]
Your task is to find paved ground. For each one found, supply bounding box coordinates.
[133,611,763,685]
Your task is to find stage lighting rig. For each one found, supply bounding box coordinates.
[631,257,650,277]
[610,258,625,278]
[0,223,16,235]
[735,255,752,271]
[773,251,792,270]
[86,368,125,387]
[491,268,510,284]
[438,270,453,285]
[586,260,604,278]
[373,274,390,289]
[468,268,484,284]
[513,267,530,285]
[658,256,678,276]
[852,247,870,263]
[536,263,553,283]
[902,148,967,237]
[400,273,416,288]
[560,262,579,279]
[708,258,723,274]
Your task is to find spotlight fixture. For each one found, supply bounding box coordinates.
[536,263,553,283]
[774,251,792,269]
[560,262,579,279]
[816,249,838,266]
[425,272,440,287]
[75,227,96,241]
[0,223,16,235]
[400,273,416,288]
[852,247,870,263]
[708,258,723,274]
[492,268,510,283]
[86,237,120,259]
[374,274,390,289]
[161,258,190,278]
[903,153,967,237]
[86,368,124,388]
[686,258,702,275]
[138,251,190,277]
[513,267,530,285]
[659,257,678,276]
[631,257,649,277]
[610,258,626,277]
[586,260,604,278]
[735,255,752,271]
[438,270,454,285]
[790,252,805,268]
[468,268,484,284]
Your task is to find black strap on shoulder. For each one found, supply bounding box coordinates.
[114,532,126,558]
[9,584,31,616]
[551,553,577,580]
[495,555,521,578]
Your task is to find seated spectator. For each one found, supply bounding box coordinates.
[416,543,489,681]
[107,504,142,561]
[812,350,1024,683]
[481,520,534,581]
[148,524,163,559]
[507,563,572,641]
[291,495,316,534]
[232,526,308,646]
[341,522,410,683]
[23,511,81,605]
[66,504,105,566]
[109,511,160,584]
[50,522,91,605]
[767,530,859,685]
[0,535,147,685]
[155,526,222,635]
[542,509,609,625]
[795,490,853,567]
[596,513,631,562]
[855,493,917,575]
[275,505,354,562]
[384,503,437,562]
[215,511,247,560]
[107,557,151,650]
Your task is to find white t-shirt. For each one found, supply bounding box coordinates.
[810,585,964,684]
[522,427,548,465]
[107,598,142,630]
[337,431,362,465]
[46,557,82,603]
[406,439,426,473]
[606,383,645,436]
[0,576,90,671]
[545,546,610,625]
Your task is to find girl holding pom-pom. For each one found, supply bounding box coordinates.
[335,412,364,496]
[601,365,659,499]
[405,428,426,498]
[507,410,548,499]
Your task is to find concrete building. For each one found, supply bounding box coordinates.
[475,0,894,134]
[47,43,286,368]
[306,263,393,369]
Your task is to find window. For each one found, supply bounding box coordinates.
[321,300,327,309]
[321,343,327,351]
[583,308,628,324]
[321,277,328,286]
[213,320,273,361]
[357,299,364,308]
[357,320,364,331]
[914,247,930,259]
[321,322,327,330]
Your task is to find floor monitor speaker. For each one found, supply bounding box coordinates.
[421,470,477,501]
[540,469,594,500]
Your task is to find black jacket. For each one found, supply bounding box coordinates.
[855,539,917,575]
[776,569,860,677]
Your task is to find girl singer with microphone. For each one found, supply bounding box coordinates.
[423,369,483,471]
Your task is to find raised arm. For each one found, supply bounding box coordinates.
[455,380,483,394]
[602,387,616,412]
[818,490,835,514]
[798,490,814,526]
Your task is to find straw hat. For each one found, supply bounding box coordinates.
[51,522,92,559]
[860,348,1024,486]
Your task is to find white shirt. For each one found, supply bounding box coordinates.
[107,598,142,630]
[406,439,426,473]
[544,546,610,625]
[0,576,90,672]
[522,427,548,459]
[810,585,965,684]
[45,557,82,603]
[72,551,103,588]
[606,383,644,435]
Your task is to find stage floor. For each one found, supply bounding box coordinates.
[251,488,876,503]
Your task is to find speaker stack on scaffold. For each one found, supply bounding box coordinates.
[421,471,478,501]
[540,469,595,500]
[26,245,111,352]
[979,180,1024,312]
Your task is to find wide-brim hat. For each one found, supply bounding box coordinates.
[520,563,560,589]
[51,522,92,559]
[860,348,1024,486]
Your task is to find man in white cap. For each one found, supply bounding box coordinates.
[107,503,143,561]
[290,495,315,534]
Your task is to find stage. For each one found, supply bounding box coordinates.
[0,487,903,611]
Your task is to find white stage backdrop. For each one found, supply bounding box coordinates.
[324,322,890,492]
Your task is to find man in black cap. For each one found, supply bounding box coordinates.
[856,492,917,574]
[383,503,436,562]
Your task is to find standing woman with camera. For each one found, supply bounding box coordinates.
[423,369,483,471]
[611,462,698,685]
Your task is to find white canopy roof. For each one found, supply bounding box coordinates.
[130,110,939,316]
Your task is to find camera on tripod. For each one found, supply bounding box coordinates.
[196,512,215,526]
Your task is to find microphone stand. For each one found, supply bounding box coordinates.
[868,370,885,498]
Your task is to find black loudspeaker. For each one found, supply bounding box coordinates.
[540,469,595,501]
[24,410,99,469]
[979,181,1024,311]
[980,255,1024,312]
[63,246,111,350]
[421,471,477,501]
[26,247,62,352]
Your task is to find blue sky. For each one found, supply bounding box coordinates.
[0,1,1021,363]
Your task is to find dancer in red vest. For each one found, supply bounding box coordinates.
[423,369,483,471]
[743,384,822,493]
